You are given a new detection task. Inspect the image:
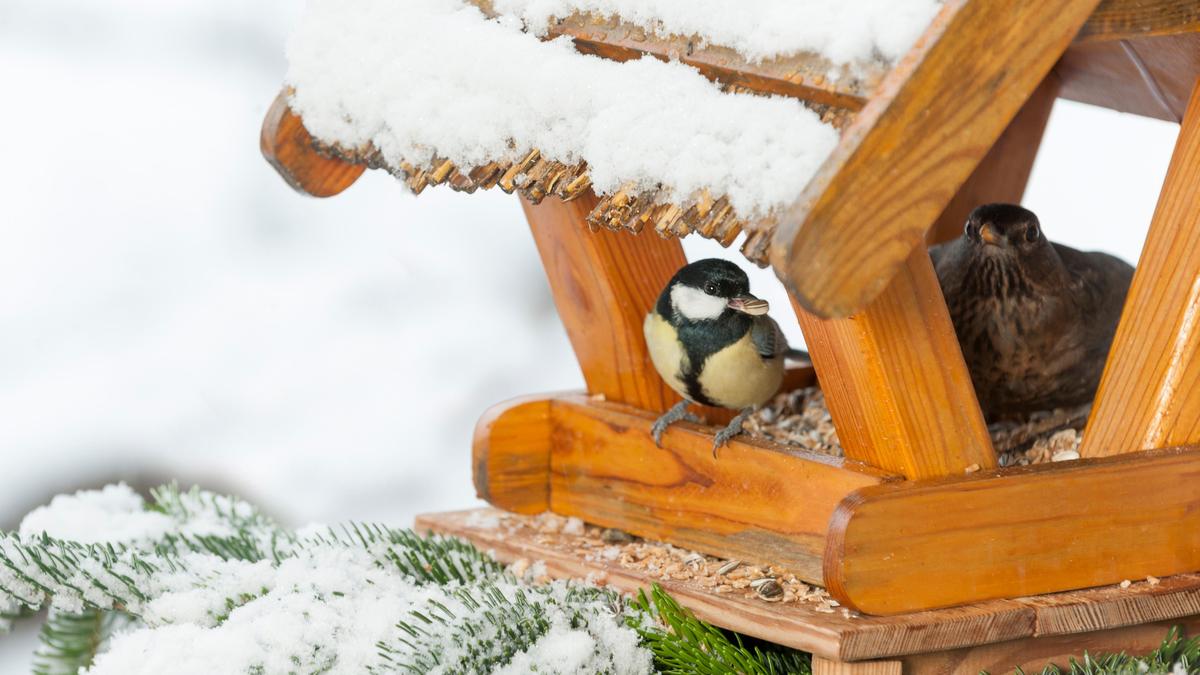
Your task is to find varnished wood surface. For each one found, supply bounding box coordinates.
[537,394,892,583]
[472,396,552,514]
[927,75,1060,245]
[771,0,1103,318]
[825,447,1200,616]
[1079,0,1200,41]
[1057,33,1200,122]
[417,508,1200,661]
[1083,80,1200,457]
[793,248,995,479]
[260,90,365,198]
[524,193,685,414]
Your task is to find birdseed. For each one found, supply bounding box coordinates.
[747,387,1089,466]
[472,510,845,613]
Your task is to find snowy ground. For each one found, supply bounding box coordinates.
[0,0,1181,669]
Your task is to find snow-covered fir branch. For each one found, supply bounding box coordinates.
[0,484,654,674]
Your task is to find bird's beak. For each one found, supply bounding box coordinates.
[727,294,769,316]
[979,223,1003,246]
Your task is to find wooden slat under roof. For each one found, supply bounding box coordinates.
[270,0,1200,316]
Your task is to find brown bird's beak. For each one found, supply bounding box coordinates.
[728,294,769,316]
[979,223,1003,246]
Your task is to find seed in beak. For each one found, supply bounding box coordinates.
[728,296,769,315]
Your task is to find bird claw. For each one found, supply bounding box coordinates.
[711,407,754,458]
[650,401,699,448]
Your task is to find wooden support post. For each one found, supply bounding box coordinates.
[793,248,995,480]
[812,657,902,675]
[523,193,685,414]
[773,0,1103,318]
[1082,79,1200,457]
[927,75,1061,245]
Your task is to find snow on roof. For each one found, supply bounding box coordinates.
[490,0,943,64]
[285,0,840,220]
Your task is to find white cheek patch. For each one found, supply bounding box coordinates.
[671,284,728,321]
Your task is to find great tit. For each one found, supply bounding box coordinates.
[643,258,802,454]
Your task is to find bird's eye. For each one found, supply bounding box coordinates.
[965,222,979,238]
[1024,225,1040,242]
[704,283,718,295]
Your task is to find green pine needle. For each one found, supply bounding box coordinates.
[631,584,811,675]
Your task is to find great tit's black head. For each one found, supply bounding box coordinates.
[663,259,768,322]
[964,203,1044,253]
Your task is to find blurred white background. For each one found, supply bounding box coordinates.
[0,0,1182,668]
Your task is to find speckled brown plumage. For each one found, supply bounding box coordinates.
[930,204,1134,421]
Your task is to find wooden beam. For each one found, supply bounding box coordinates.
[1078,0,1200,42]
[812,657,901,675]
[927,74,1060,245]
[546,395,893,583]
[260,91,365,198]
[772,0,1103,318]
[1082,80,1200,457]
[793,247,995,479]
[465,1,872,110]
[1057,33,1199,123]
[902,618,1200,674]
[825,446,1200,615]
[472,396,552,514]
[523,193,685,414]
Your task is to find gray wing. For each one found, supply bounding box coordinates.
[750,315,787,359]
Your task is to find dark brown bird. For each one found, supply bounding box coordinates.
[930,204,1134,421]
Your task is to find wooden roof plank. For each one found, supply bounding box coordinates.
[770,0,1104,318]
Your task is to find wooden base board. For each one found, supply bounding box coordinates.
[473,391,895,584]
[415,508,1200,663]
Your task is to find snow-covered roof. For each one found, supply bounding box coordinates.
[284,0,939,262]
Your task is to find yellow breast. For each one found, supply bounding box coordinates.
[698,332,784,409]
[643,312,690,398]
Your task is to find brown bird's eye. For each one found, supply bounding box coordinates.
[965,222,979,238]
[1025,225,1040,242]
[704,283,718,295]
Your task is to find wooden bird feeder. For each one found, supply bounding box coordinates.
[262,0,1200,670]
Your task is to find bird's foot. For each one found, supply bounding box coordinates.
[650,401,700,447]
[711,407,754,458]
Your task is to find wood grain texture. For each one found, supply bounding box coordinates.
[1020,573,1200,636]
[260,90,365,198]
[771,0,1103,318]
[1079,0,1200,41]
[1057,33,1200,122]
[547,394,893,583]
[927,75,1060,245]
[902,618,1200,674]
[1082,80,1200,457]
[466,0,873,110]
[793,248,995,479]
[812,657,901,675]
[524,193,685,414]
[415,508,1038,661]
[472,395,553,514]
[826,447,1200,616]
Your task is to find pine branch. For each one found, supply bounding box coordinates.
[376,580,637,674]
[33,608,136,675]
[1005,625,1200,675]
[631,584,811,675]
